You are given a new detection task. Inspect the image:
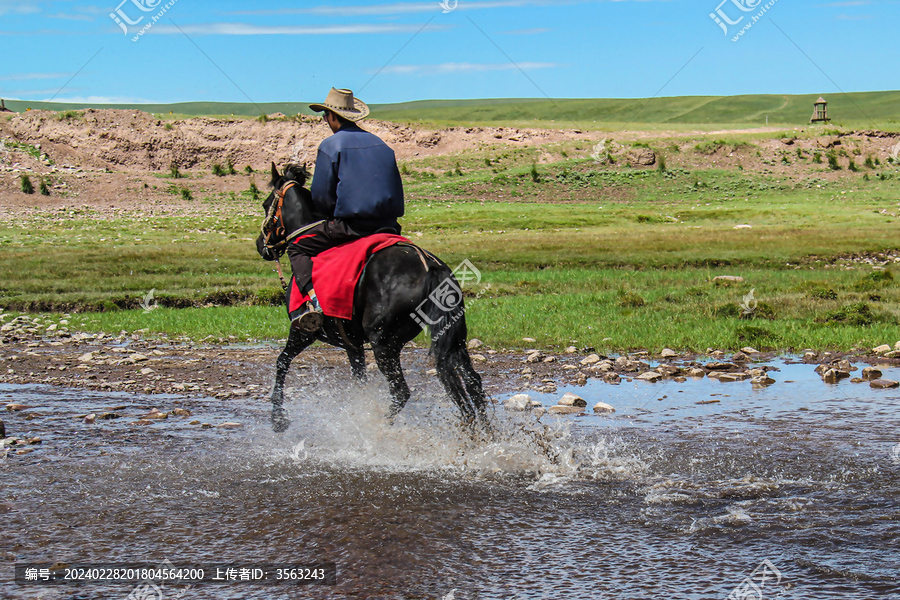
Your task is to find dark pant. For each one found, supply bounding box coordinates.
[286,220,365,292]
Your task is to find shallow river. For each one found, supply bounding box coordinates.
[2,359,898,599]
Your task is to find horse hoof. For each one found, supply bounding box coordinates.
[271,410,291,433]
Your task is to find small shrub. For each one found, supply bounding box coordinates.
[19,174,34,194]
[848,158,858,172]
[484,158,492,167]
[530,163,540,183]
[57,110,81,121]
[212,163,225,176]
[244,165,254,175]
[805,286,838,300]
[818,302,887,326]
[180,187,193,201]
[164,123,173,131]
[864,155,876,169]
[827,151,841,170]
[854,269,894,291]
[39,177,50,196]
[657,153,667,173]
[616,290,646,308]
[226,158,237,175]
[169,162,183,179]
[813,151,822,164]
[455,163,463,177]
[796,148,804,159]
[249,182,261,201]
[257,114,269,123]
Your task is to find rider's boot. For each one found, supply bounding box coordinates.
[292,287,323,334]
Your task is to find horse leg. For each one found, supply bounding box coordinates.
[271,324,315,433]
[347,346,367,384]
[371,344,411,419]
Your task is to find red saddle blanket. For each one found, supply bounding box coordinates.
[287,234,411,320]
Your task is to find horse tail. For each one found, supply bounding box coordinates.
[422,264,488,424]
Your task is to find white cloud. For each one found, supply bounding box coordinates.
[39,95,157,104]
[229,0,629,17]
[380,61,560,75]
[151,22,450,35]
[0,72,71,81]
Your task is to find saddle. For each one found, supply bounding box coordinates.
[286,234,432,321]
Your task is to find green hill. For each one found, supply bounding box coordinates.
[3,91,898,128]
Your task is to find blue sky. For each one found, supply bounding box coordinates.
[0,0,895,105]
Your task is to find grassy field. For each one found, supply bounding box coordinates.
[2,131,898,353]
[6,90,900,129]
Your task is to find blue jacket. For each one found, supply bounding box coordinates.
[310,123,404,231]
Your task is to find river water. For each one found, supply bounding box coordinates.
[1,359,898,599]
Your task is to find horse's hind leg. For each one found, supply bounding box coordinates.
[371,344,411,419]
[271,325,315,433]
[456,353,489,424]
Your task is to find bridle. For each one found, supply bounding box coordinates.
[260,178,325,290]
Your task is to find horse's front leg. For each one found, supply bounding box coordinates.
[371,344,410,420]
[271,324,315,433]
[347,346,366,384]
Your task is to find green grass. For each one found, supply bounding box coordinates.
[6,90,900,129]
[2,134,899,352]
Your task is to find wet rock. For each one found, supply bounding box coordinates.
[563,364,579,371]
[532,407,547,419]
[542,356,557,363]
[835,360,856,372]
[823,369,851,384]
[521,367,534,375]
[83,413,96,424]
[636,371,663,382]
[870,379,900,389]
[131,419,156,426]
[873,344,892,354]
[189,420,201,425]
[467,338,483,350]
[895,341,900,350]
[718,372,751,382]
[814,364,829,375]
[741,347,760,354]
[687,368,706,378]
[504,394,535,411]
[548,405,584,415]
[747,368,767,377]
[142,409,168,419]
[5,403,32,412]
[603,373,621,384]
[731,352,749,362]
[751,376,776,386]
[660,348,678,358]
[27,436,41,444]
[173,408,192,417]
[140,368,154,375]
[580,354,602,366]
[558,392,587,407]
[216,422,242,429]
[592,402,615,414]
[656,365,681,377]
[536,383,557,394]
[201,423,213,429]
[565,346,578,354]
[885,351,900,359]
[78,352,94,362]
[862,367,882,381]
[706,362,739,371]
[0,419,4,438]
[573,373,588,386]
[525,351,545,363]
[97,412,120,420]
[851,377,864,384]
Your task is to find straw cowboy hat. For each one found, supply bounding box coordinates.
[309,88,370,121]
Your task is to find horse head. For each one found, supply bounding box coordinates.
[256,162,317,261]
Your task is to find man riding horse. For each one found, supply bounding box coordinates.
[287,87,405,333]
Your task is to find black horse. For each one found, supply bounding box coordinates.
[256,164,489,433]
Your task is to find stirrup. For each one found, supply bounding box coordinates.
[292,301,323,334]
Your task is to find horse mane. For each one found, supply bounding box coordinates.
[280,164,309,188]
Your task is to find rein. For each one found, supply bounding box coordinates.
[261,179,324,290]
